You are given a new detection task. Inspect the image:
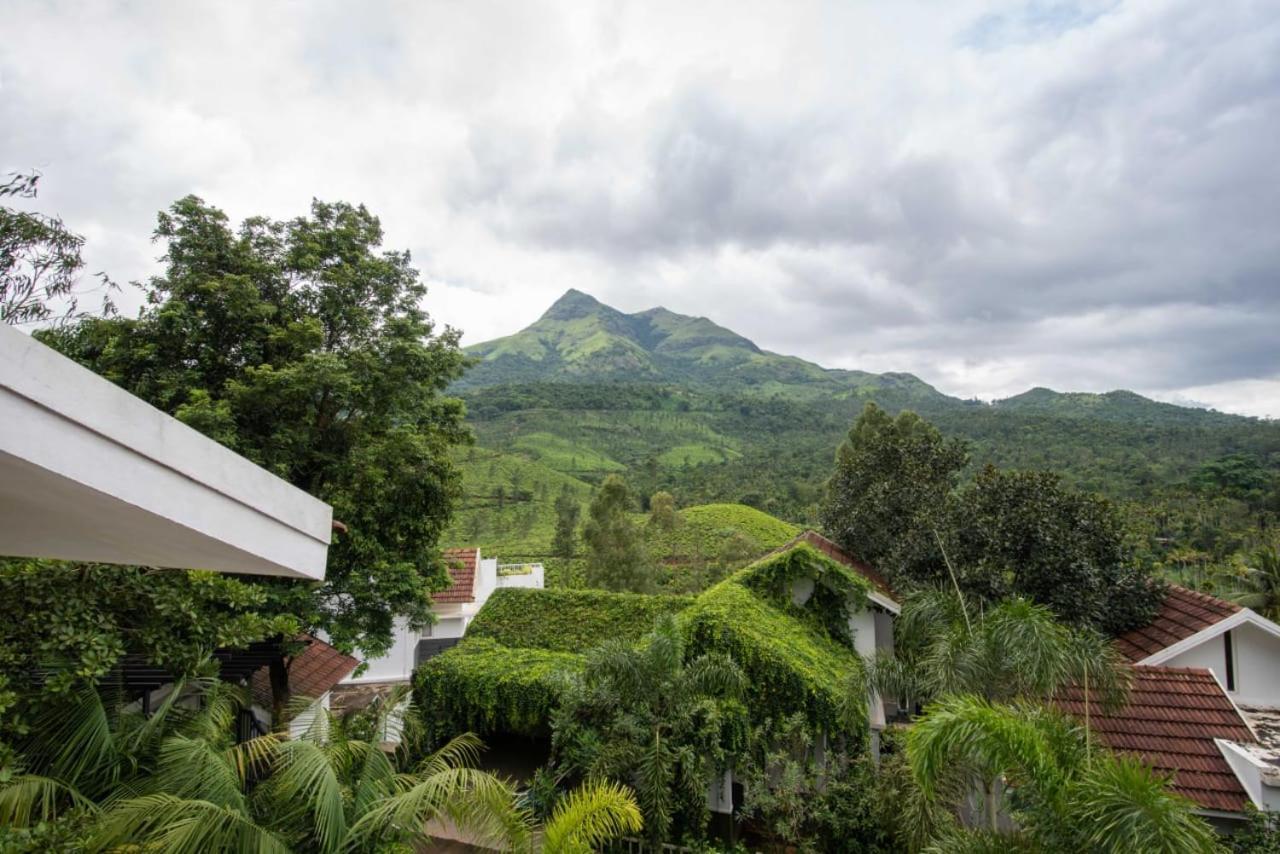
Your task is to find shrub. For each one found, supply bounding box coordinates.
[413,639,582,740]
[467,587,694,653]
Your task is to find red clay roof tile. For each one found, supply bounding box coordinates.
[1056,666,1256,813]
[434,547,479,604]
[779,531,898,601]
[250,634,359,710]
[1114,586,1240,662]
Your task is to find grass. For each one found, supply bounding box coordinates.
[656,443,741,467]
[644,503,800,561]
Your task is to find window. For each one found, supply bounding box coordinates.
[1224,630,1236,692]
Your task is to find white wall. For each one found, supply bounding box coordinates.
[0,323,331,579]
[1162,621,1280,708]
[1218,740,1280,812]
[349,618,418,683]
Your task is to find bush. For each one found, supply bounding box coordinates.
[412,639,582,740]
[467,587,694,652]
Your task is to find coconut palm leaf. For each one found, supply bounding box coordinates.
[541,780,643,854]
[1067,756,1219,854]
[345,766,529,852]
[256,738,348,853]
[90,793,291,854]
[0,772,94,826]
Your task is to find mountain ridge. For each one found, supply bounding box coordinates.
[462,289,1250,421]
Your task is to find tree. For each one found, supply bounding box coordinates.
[820,403,968,587]
[949,466,1163,634]
[1228,542,1280,622]
[38,196,470,705]
[647,491,678,531]
[867,590,1129,716]
[906,695,1218,853]
[0,171,116,326]
[1,680,533,853]
[581,475,649,592]
[550,615,745,843]
[0,560,297,762]
[552,489,581,558]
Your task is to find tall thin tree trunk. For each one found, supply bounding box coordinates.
[269,654,291,732]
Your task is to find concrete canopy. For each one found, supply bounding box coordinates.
[0,324,331,580]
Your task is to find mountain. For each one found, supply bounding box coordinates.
[462,289,946,403]
[453,290,1280,522]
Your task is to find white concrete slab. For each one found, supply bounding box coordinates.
[0,323,331,579]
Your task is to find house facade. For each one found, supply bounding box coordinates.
[1059,584,1280,823]
[340,547,544,688]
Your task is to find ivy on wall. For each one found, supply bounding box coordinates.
[415,542,879,745]
[466,587,695,653]
[412,639,582,741]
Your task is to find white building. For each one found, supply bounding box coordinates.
[340,547,544,687]
[0,322,332,580]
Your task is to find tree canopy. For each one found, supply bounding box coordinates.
[581,475,649,593]
[39,195,471,661]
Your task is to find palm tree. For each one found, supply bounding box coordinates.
[551,613,745,843]
[906,694,1219,853]
[539,779,643,854]
[1227,543,1280,621]
[2,677,532,852]
[866,589,1130,712]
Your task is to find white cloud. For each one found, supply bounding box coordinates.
[1,0,1277,414]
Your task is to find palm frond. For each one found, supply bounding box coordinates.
[541,780,643,854]
[1068,755,1219,854]
[415,731,486,778]
[345,766,530,852]
[0,772,94,826]
[90,793,290,854]
[151,735,247,811]
[257,738,348,853]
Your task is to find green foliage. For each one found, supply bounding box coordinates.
[551,615,746,844]
[880,591,1129,712]
[0,171,116,326]
[513,432,626,473]
[948,466,1163,634]
[1228,807,1280,853]
[466,588,695,653]
[540,779,644,854]
[905,694,1219,853]
[582,475,651,592]
[738,714,892,853]
[646,503,800,562]
[821,403,968,584]
[681,546,870,729]
[413,639,582,740]
[552,489,581,558]
[648,491,678,530]
[39,195,470,664]
[0,560,296,755]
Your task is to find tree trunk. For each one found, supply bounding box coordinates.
[987,778,1000,831]
[269,653,291,732]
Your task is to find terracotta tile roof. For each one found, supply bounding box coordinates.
[779,531,898,602]
[1114,585,1241,662]
[434,547,479,604]
[250,634,360,709]
[1056,666,1257,813]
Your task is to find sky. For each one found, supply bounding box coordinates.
[3,0,1278,416]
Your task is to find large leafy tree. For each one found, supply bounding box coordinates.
[581,475,649,592]
[0,171,116,326]
[39,197,470,691]
[822,404,1162,634]
[820,402,968,588]
[949,467,1162,634]
[551,614,745,843]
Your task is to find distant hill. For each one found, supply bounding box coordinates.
[454,290,1280,521]
[462,288,947,403]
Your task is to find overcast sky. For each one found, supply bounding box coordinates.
[4,1,1278,416]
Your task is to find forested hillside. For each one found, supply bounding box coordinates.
[450,290,1280,590]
